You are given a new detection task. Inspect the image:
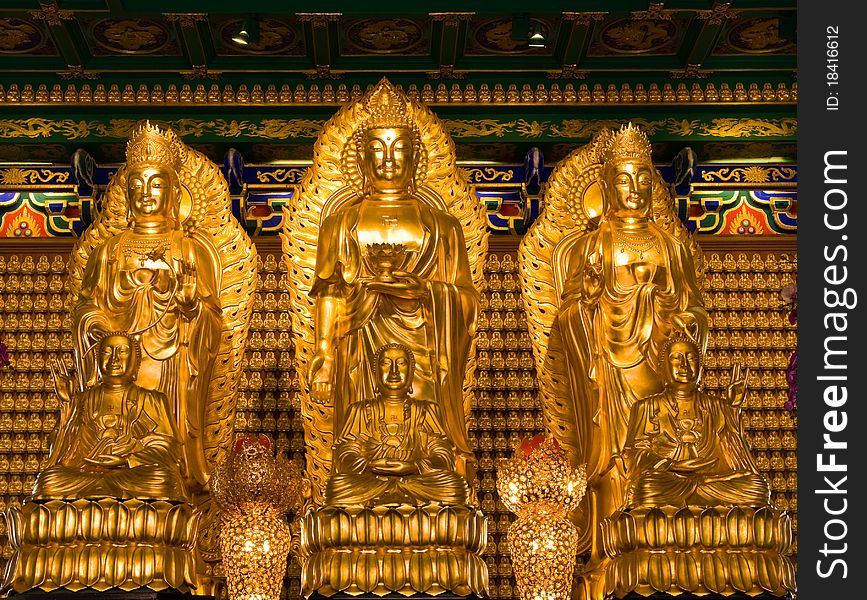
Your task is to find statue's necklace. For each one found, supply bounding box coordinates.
[122,235,172,266]
[612,228,659,260]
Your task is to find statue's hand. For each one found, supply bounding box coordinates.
[365,271,427,299]
[669,456,718,473]
[308,349,334,404]
[49,359,75,407]
[370,458,417,476]
[673,311,702,337]
[580,254,604,300]
[84,454,127,467]
[726,363,750,407]
[175,261,198,309]
[109,434,139,456]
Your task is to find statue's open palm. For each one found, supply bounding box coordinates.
[50,359,76,425]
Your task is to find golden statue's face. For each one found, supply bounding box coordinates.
[362,127,414,193]
[98,334,136,382]
[377,345,412,393]
[127,166,176,219]
[604,159,653,218]
[664,340,701,385]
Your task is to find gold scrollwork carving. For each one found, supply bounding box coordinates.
[0,168,70,186]
[255,168,306,184]
[0,116,796,142]
[442,119,517,138]
[0,117,325,141]
[700,165,797,183]
[466,167,515,183]
[550,117,796,139]
[700,117,797,137]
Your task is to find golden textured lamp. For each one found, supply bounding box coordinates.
[497,434,587,600]
[210,434,303,600]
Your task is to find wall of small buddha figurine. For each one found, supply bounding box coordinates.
[0,243,797,600]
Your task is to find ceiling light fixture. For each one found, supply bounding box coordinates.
[528,23,546,48]
[232,15,260,46]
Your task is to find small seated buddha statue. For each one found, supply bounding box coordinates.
[31,331,186,501]
[621,334,770,508]
[323,342,470,506]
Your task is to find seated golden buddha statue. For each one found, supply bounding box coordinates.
[33,331,185,501]
[325,343,469,506]
[71,121,223,489]
[598,333,794,598]
[622,334,769,508]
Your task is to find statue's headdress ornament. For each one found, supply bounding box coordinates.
[363,80,413,130]
[126,120,185,172]
[600,122,653,168]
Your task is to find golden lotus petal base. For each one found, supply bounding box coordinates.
[585,505,795,598]
[3,498,199,593]
[300,504,488,596]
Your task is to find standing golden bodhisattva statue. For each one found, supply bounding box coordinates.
[520,124,708,564]
[520,125,794,600]
[306,94,480,481]
[4,121,257,594]
[285,79,488,597]
[72,122,222,490]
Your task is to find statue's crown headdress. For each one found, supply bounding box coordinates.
[600,122,653,167]
[126,120,185,171]
[364,79,412,130]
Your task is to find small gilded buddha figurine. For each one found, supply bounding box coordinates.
[71,122,222,488]
[621,334,770,508]
[32,331,185,501]
[324,343,469,506]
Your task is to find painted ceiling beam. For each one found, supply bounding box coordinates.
[299,13,340,72]
[165,13,210,70]
[554,12,606,71]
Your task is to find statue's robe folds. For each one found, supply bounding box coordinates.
[33,384,186,501]
[622,390,770,508]
[325,396,469,506]
[555,221,708,488]
[311,201,479,472]
[72,229,222,486]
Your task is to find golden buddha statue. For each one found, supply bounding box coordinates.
[33,331,185,501]
[599,333,794,598]
[306,87,479,478]
[286,78,488,597]
[71,121,222,488]
[4,122,257,594]
[520,125,707,562]
[324,343,469,506]
[622,335,769,508]
[556,126,707,489]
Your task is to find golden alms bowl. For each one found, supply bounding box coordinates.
[365,242,407,282]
